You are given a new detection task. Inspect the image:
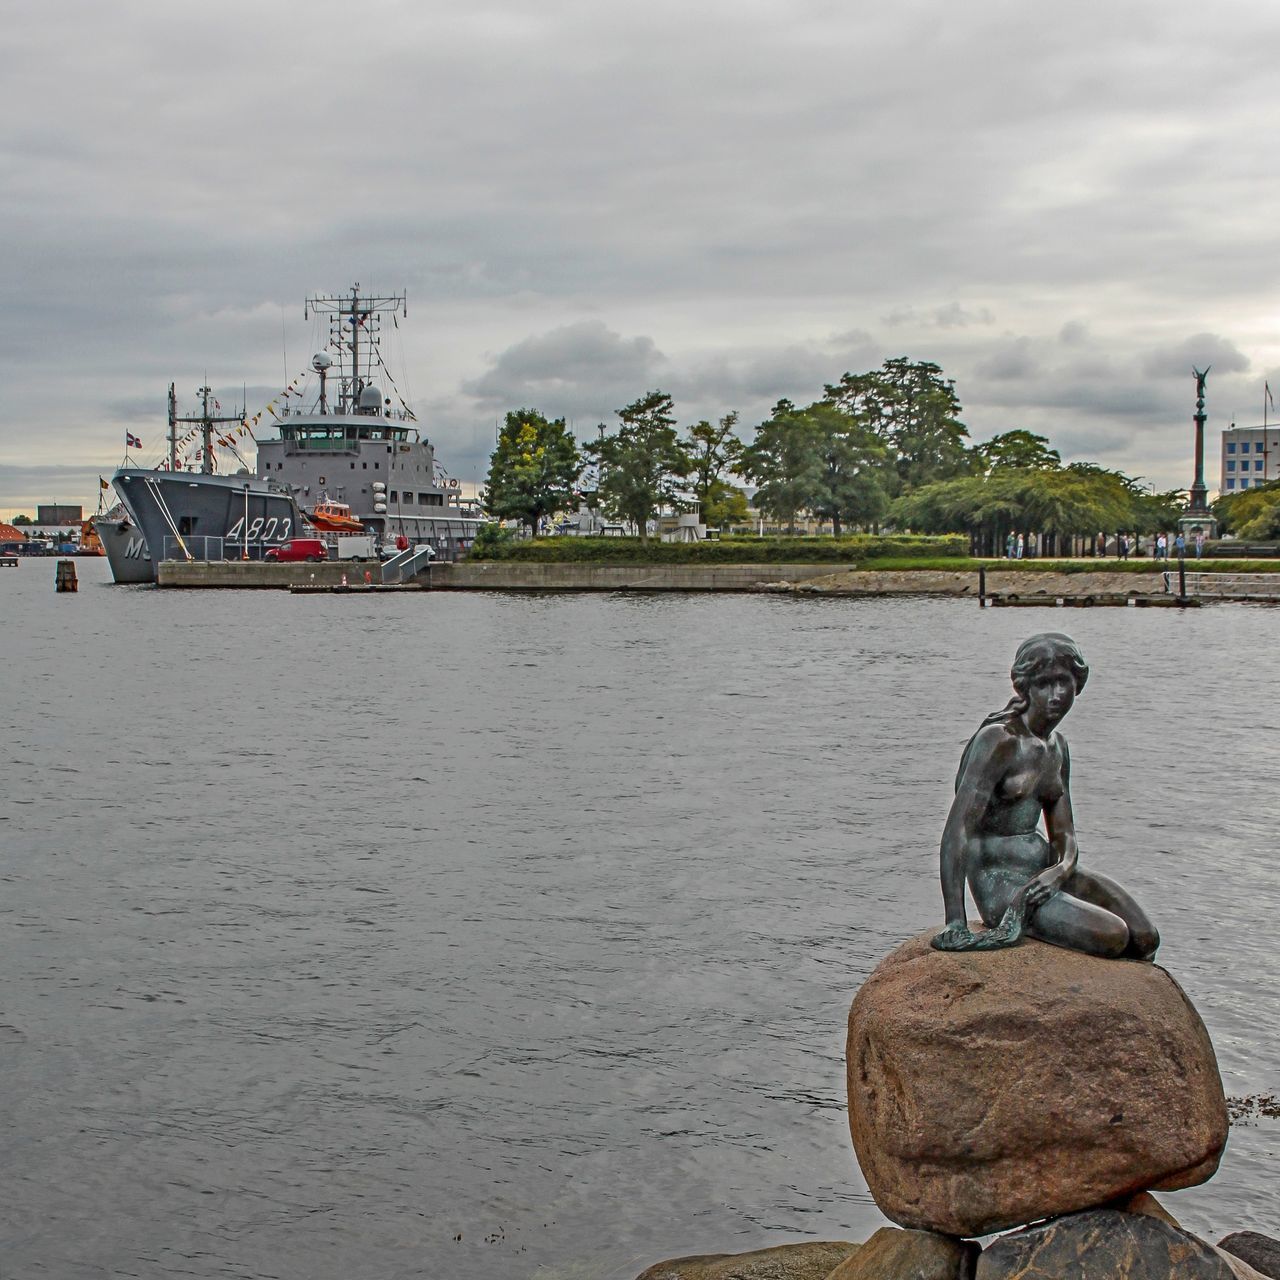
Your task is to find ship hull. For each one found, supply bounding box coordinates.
[113,470,303,564]
[94,512,155,583]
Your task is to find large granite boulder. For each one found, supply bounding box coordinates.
[847,931,1228,1236]
[634,1240,860,1280]
[976,1210,1241,1280]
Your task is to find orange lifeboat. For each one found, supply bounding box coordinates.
[305,498,365,533]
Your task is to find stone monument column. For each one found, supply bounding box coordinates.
[1180,366,1219,541]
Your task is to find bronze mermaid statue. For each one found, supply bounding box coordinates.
[931,632,1159,958]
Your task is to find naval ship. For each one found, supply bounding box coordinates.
[93,502,153,584]
[109,285,480,580]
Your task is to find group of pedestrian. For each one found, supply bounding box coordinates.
[1147,531,1205,560]
[1004,532,1025,559]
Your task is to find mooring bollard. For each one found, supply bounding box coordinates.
[55,559,78,593]
[978,565,986,607]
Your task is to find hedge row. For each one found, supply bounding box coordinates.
[469,534,969,564]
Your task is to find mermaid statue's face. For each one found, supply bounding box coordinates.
[1022,661,1075,729]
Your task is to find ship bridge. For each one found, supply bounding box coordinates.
[273,420,415,454]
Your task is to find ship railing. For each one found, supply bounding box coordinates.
[1163,570,1280,599]
[161,535,287,563]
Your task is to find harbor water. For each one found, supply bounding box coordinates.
[3,557,1278,1279]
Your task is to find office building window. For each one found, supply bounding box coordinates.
[1257,460,1265,471]
[1242,442,1251,453]
[1241,478,1250,488]
[1227,461,1235,471]
[1227,442,1237,453]
[1227,479,1236,489]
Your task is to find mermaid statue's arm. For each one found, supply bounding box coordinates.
[932,725,1014,951]
[1024,736,1077,911]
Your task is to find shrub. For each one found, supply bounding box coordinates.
[466,534,967,564]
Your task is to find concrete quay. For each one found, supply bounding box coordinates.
[152,559,1263,602]
[158,560,384,588]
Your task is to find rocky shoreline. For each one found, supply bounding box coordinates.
[764,568,1171,597]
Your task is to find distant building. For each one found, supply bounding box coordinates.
[37,504,82,525]
[1220,425,1280,495]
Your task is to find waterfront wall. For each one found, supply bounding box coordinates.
[430,562,851,591]
[159,560,375,588]
[157,560,1181,597]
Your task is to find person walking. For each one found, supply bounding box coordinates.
[1120,534,1130,561]
[1195,533,1205,559]
[1005,531,1015,559]
[1015,532,1024,560]
[1157,532,1168,560]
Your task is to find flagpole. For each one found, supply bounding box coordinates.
[1266,382,1274,485]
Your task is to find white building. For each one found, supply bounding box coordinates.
[1220,424,1280,494]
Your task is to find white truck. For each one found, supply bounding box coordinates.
[334,534,376,561]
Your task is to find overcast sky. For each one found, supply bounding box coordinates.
[4,0,1280,516]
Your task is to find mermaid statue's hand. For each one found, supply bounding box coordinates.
[931,922,980,951]
[930,902,1027,952]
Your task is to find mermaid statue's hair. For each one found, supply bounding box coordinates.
[954,633,1089,791]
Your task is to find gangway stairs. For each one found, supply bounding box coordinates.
[382,544,436,584]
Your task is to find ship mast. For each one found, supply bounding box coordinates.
[168,383,178,470]
[304,284,407,413]
[171,385,243,474]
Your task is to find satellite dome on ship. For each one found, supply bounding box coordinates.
[358,384,383,412]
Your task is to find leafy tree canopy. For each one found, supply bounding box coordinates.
[741,400,889,535]
[1212,478,1280,537]
[586,391,692,540]
[483,408,581,537]
[892,466,1183,550]
[685,413,744,520]
[975,430,1061,473]
[824,357,971,492]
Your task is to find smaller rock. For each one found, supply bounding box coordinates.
[1214,1245,1273,1280]
[1118,1191,1182,1228]
[1220,1234,1280,1280]
[634,1240,861,1280]
[977,1210,1234,1280]
[826,1227,977,1280]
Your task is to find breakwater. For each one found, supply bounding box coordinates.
[158,559,1187,599]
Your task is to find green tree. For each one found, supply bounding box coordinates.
[892,465,1180,556]
[1212,479,1280,536]
[483,408,581,537]
[741,400,889,535]
[586,391,692,540]
[11,514,32,526]
[685,412,744,525]
[700,478,750,528]
[824,357,971,492]
[739,399,813,532]
[975,430,1061,473]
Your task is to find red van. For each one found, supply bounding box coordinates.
[265,538,327,563]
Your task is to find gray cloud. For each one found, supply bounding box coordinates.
[5,0,1280,513]
[461,321,667,422]
[884,304,996,329]
[1140,333,1251,379]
